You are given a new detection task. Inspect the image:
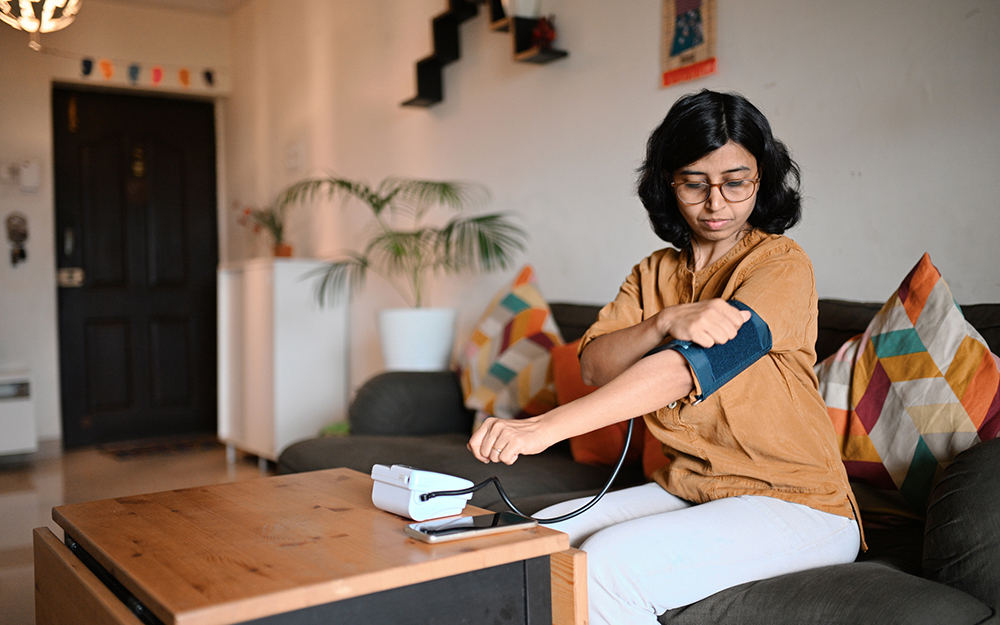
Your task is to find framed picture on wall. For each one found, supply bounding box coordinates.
[661,0,717,87]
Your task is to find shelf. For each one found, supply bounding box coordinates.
[403,1,568,108]
[402,56,444,106]
[401,1,478,107]
[488,0,509,30]
[514,46,568,64]
[511,16,567,63]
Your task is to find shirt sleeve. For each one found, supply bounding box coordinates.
[728,244,817,354]
[578,262,646,357]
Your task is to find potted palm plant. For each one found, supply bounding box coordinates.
[273,176,528,370]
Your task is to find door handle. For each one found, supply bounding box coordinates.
[57,267,85,288]
[63,227,74,256]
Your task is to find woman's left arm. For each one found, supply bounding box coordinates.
[469,348,693,465]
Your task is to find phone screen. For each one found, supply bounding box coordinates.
[405,512,537,543]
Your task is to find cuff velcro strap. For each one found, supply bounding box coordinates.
[645,300,772,404]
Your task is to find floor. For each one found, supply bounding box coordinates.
[0,440,271,625]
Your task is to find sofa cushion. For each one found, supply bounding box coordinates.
[349,371,473,436]
[815,299,883,361]
[816,253,1000,515]
[657,561,997,625]
[924,437,1000,609]
[549,302,603,343]
[454,265,563,429]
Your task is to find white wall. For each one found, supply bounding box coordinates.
[0,1,229,441]
[227,0,1000,395]
[4,0,998,442]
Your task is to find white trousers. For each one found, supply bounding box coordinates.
[536,483,861,625]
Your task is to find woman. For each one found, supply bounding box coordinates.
[467,90,862,624]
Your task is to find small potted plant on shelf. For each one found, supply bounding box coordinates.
[236,201,292,257]
[272,175,528,371]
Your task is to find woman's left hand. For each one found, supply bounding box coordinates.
[468,415,552,465]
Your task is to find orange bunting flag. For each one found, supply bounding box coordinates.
[99,59,114,80]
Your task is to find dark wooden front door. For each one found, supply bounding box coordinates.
[53,87,218,449]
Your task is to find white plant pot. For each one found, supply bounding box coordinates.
[378,307,457,372]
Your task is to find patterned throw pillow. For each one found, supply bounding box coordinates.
[816,253,1000,514]
[455,266,564,429]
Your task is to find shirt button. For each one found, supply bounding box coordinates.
[667,401,678,410]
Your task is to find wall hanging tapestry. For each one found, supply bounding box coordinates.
[661,0,717,87]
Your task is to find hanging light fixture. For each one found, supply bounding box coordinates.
[1,0,81,35]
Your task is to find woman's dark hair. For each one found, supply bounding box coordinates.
[637,89,802,247]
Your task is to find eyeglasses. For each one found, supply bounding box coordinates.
[670,177,760,205]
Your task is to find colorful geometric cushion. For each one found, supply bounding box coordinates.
[455,266,563,429]
[816,253,1000,514]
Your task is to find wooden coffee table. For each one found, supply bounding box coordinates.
[34,468,587,625]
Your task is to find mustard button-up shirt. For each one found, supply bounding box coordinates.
[581,230,861,525]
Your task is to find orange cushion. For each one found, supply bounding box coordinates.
[552,340,667,474]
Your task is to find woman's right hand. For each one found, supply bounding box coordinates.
[468,414,553,465]
[581,298,750,387]
[655,299,751,348]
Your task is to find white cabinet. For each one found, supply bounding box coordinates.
[218,259,348,462]
[0,370,36,456]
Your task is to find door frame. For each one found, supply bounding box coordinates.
[52,83,226,448]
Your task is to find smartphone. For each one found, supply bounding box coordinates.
[405,512,538,543]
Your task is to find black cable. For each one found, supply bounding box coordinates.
[419,418,634,524]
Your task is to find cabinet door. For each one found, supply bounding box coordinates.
[218,260,348,460]
[272,260,349,454]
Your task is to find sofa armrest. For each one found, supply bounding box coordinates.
[924,437,1000,610]
[349,371,474,436]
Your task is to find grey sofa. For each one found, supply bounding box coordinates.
[278,299,1000,624]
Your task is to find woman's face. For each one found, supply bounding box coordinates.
[671,141,759,251]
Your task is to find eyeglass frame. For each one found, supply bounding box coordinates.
[669,176,760,205]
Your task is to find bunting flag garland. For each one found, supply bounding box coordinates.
[38,43,222,90]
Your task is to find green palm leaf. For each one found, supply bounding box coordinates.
[305,253,369,306]
[273,175,524,307]
[438,214,528,273]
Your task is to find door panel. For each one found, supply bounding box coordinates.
[146,142,188,288]
[82,137,127,288]
[54,87,218,448]
[149,317,192,408]
[84,319,132,413]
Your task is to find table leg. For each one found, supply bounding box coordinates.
[551,548,587,625]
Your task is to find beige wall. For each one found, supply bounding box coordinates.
[228,0,1000,397]
[0,1,229,441]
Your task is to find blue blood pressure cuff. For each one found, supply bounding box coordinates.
[645,300,772,404]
